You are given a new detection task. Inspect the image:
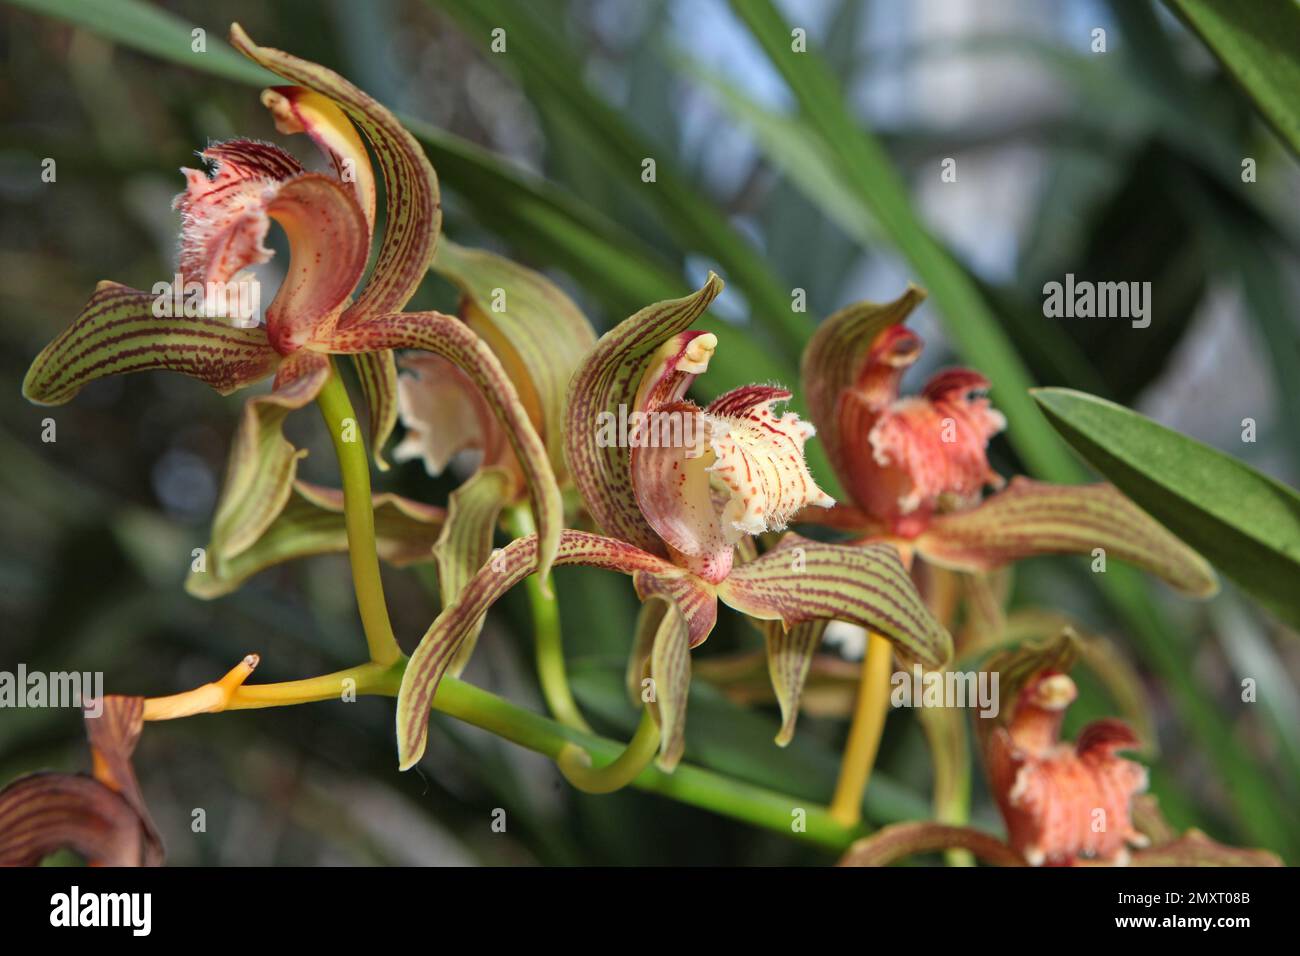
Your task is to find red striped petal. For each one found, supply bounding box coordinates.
[262,173,370,353]
[23,282,280,405]
[395,529,706,769]
[231,25,440,324]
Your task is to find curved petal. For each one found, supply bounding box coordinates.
[207,350,331,567]
[261,85,377,231]
[761,618,828,746]
[391,352,509,478]
[23,282,280,405]
[717,533,951,668]
[351,350,399,470]
[0,774,149,866]
[231,24,440,324]
[327,311,561,580]
[438,467,512,677]
[626,595,692,771]
[564,275,724,557]
[262,173,370,353]
[800,286,926,486]
[434,240,597,478]
[838,822,1024,867]
[186,479,446,598]
[395,529,695,770]
[1130,830,1283,867]
[0,696,162,867]
[917,478,1219,598]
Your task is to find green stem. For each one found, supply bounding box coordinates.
[315,360,402,666]
[555,707,659,794]
[430,675,855,849]
[206,660,857,850]
[504,505,592,733]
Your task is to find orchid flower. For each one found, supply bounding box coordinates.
[766,287,1218,748]
[0,697,162,866]
[393,276,954,772]
[21,25,563,615]
[836,636,1281,868]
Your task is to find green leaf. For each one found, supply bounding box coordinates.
[186,480,446,599]
[432,0,808,353]
[1163,0,1300,158]
[1033,387,1300,629]
[719,0,1085,485]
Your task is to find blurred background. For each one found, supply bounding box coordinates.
[1,0,1297,865]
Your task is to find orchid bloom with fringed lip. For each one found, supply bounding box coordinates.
[837,647,1283,868]
[0,697,162,866]
[21,24,563,589]
[757,287,1219,744]
[391,275,955,773]
[986,670,1148,866]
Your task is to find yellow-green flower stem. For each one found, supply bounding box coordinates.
[828,631,894,827]
[146,657,856,849]
[504,505,592,733]
[555,706,659,794]
[315,360,402,666]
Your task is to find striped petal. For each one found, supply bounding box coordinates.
[762,618,828,746]
[1130,830,1283,867]
[917,478,1218,597]
[395,530,702,769]
[438,467,511,677]
[838,823,1024,867]
[717,533,951,668]
[626,596,692,771]
[231,24,440,325]
[800,286,926,488]
[207,351,330,570]
[326,311,561,580]
[351,350,399,470]
[434,241,596,479]
[564,275,724,558]
[22,282,279,405]
[186,479,446,599]
[0,696,162,867]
